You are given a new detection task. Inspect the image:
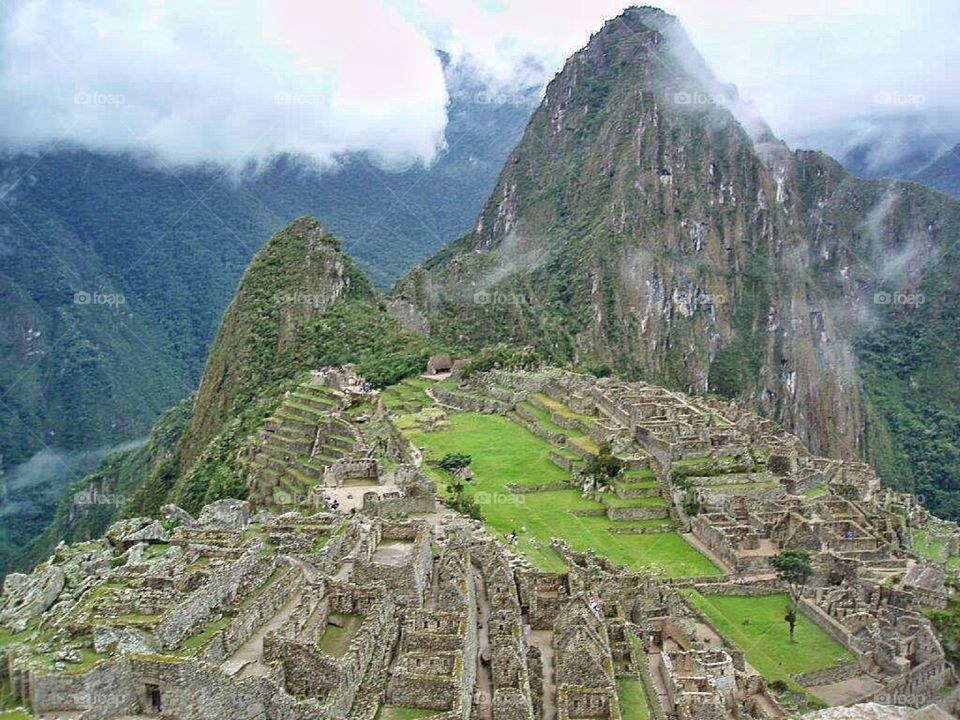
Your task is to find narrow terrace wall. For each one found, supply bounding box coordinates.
[155,548,276,648]
[201,565,305,664]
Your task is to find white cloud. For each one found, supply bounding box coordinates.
[0,0,957,168]
[402,0,960,159]
[0,0,449,166]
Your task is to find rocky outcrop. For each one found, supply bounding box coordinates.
[197,499,250,531]
[802,703,951,720]
[0,565,64,631]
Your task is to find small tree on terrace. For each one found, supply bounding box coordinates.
[584,440,623,489]
[439,452,472,474]
[771,549,814,642]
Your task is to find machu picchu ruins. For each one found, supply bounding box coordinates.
[1,365,957,719]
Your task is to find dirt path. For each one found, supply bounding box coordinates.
[750,690,783,718]
[531,630,557,720]
[646,653,672,715]
[473,570,494,720]
[809,675,883,706]
[222,582,305,677]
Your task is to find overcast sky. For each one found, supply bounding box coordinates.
[0,0,956,167]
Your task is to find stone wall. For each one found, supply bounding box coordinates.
[605,505,670,521]
[362,491,435,517]
[155,547,275,648]
[430,387,510,415]
[792,661,862,688]
[30,657,138,718]
[201,565,305,664]
[325,458,380,487]
[123,655,323,720]
[798,597,856,651]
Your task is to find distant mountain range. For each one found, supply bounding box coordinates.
[0,61,538,572]
[826,116,960,197]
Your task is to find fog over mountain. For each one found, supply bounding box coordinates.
[0,0,957,171]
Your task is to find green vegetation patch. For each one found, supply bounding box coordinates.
[686,591,854,683]
[617,678,650,720]
[406,412,719,577]
[319,613,363,656]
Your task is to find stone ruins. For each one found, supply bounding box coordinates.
[0,366,956,719]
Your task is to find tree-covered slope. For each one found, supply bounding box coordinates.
[9,217,443,569]
[398,7,960,519]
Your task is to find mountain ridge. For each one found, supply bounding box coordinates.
[397,6,960,518]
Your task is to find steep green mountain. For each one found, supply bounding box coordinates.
[0,65,536,572]
[15,217,441,568]
[175,217,439,487]
[397,7,960,518]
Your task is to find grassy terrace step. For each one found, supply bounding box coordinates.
[252,453,288,474]
[256,443,297,462]
[622,467,657,481]
[517,401,568,436]
[701,481,782,492]
[259,433,312,454]
[285,399,331,418]
[292,459,325,481]
[291,389,337,406]
[274,407,320,424]
[530,392,595,425]
[684,591,854,690]
[601,493,667,508]
[296,383,339,398]
[614,478,659,490]
[405,411,721,578]
[435,379,487,400]
[566,434,600,457]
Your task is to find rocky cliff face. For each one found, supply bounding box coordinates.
[398,7,960,515]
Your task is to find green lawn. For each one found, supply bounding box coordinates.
[319,613,362,656]
[686,591,854,683]
[405,412,720,577]
[617,678,650,720]
[911,528,960,571]
[0,710,32,720]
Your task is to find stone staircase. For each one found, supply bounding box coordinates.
[247,382,359,509]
